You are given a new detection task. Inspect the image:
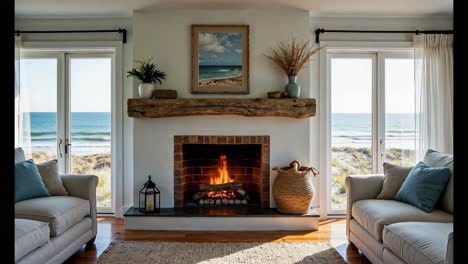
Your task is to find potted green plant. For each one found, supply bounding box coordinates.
[127,58,166,98]
[264,36,323,98]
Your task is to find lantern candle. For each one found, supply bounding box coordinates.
[146,194,154,211]
[139,175,161,213]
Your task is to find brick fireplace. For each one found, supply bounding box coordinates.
[174,136,270,208]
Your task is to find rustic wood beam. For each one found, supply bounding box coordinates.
[127,98,316,118]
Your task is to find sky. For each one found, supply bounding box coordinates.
[331,58,415,113]
[20,58,111,112]
[198,32,242,66]
[20,55,414,114]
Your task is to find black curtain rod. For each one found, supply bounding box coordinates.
[14,28,128,43]
[314,28,454,43]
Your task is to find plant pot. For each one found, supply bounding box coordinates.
[272,160,319,214]
[139,83,154,99]
[285,76,301,98]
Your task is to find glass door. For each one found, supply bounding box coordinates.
[329,53,377,213]
[19,53,64,169]
[326,50,416,215]
[381,53,416,167]
[66,54,114,212]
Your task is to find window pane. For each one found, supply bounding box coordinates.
[331,58,373,210]
[20,58,58,163]
[70,58,112,209]
[385,59,416,166]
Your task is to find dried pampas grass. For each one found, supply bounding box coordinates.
[264,35,324,76]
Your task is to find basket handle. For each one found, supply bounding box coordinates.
[307,166,320,177]
[289,160,301,168]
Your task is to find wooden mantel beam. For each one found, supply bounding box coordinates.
[127,98,316,119]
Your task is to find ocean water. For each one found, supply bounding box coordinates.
[199,65,242,80]
[24,112,110,156]
[24,112,416,156]
[332,113,417,149]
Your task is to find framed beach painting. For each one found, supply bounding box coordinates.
[191,25,249,94]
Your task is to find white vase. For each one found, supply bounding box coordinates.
[138,83,154,99]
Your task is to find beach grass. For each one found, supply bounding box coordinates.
[31,152,111,208]
[331,147,415,209]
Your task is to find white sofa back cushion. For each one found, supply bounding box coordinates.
[15,147,26,164]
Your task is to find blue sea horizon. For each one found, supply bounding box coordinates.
[23,112,110,156]
[23,112,416,155]
[199,65,242,81]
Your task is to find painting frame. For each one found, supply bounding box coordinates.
[191,24,249,94]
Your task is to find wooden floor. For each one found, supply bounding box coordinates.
[65,217,370,263]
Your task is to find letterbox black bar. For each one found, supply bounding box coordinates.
[15,28,128,43]
[314,28,454,43]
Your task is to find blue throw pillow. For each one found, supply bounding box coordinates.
[394,161,450,212]
[15,159,49,202]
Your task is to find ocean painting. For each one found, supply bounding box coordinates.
[198,32,243,86]
[192,25,249,93]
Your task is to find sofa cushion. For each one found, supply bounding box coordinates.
[383,222,452,264]
[15,196,90,236]
[15,218,50,262]
[15,147,26,164]
[377,162,413,199]
[15,159,50,202]
[423,149,453,213]
[394,161,450,213]
[37,159,69,196]
[352,199,452,241]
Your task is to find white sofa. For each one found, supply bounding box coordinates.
[345,149,453,264]
[15,148,98,264]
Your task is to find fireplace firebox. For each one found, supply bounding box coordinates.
[174,136,270,208]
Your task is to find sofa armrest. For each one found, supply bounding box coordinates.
[345,174,384,239]
[446,232,453,264]
[60,174,99,238]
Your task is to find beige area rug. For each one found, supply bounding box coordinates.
[98,241,346,264]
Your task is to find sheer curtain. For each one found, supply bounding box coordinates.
[414,34,453,160]
[14,36,22,148]
[15,36,32,154]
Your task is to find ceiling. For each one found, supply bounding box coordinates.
[15,0,453,18]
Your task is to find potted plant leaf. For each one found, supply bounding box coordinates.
[264,36,323,98]
[127,58,166,98]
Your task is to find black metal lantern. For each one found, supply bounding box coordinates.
[139,175,160,213]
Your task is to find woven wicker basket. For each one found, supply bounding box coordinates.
[272,160,319,214]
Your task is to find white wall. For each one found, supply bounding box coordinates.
[132,9,314,208]
[15,18,135,214]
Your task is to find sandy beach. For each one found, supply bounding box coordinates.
[331,147,415,207]
[199,76,242,86]
[31,152,112,208]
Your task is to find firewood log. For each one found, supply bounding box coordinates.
[199,182,243,192]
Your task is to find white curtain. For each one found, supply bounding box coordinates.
[414,34,453,160]
[14,36,22,148]
[15,36,32,154]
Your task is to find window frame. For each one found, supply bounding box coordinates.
[318,41,414,217]
[18,41,123,217]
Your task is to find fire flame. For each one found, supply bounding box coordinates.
[210,154,233,185]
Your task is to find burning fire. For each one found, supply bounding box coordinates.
[207,154,235,199]
[210,154,233,185]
